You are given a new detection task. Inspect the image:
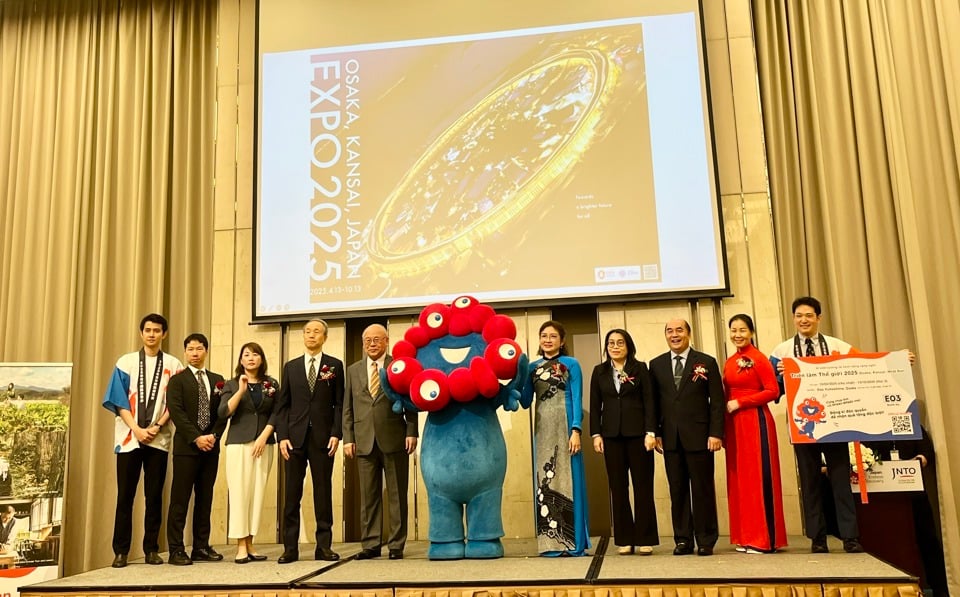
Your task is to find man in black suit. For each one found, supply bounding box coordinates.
[275,318,344,563]
[649,319,724,556]
[343,324,418,560]
[165,333,226,565]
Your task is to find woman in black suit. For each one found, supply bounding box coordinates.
[218,342,278,563]
[590,329,659,555]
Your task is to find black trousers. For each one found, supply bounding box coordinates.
[113,445,168,555]
[167,451,219,551]
[663,444,718,548]
[602,435,658,546]
[282,429,335,551]
[795,442,858,540]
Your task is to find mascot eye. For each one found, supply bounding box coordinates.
[498,344,516,359]
[391,361,406,374]
[454,296,474,309]
[419,380,441,401]
[428,312,444,329]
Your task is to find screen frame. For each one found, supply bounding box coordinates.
[250,0,730,324]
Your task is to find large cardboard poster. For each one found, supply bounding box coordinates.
[0,364,71,597]
[783,351,920,444]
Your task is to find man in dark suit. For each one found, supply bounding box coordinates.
[343,324,418,560]
[649,319,724,556]
[165,333,227,565]
[275,318,344,563]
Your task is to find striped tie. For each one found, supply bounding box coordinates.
[370,361,380,397]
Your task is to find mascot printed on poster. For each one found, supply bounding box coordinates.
[380,296,528,560]
[793,397,827,440]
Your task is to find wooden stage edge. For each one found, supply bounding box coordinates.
[19,537,920,597]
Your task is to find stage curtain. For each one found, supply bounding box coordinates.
[752,1,960,595]
[0,0,216,574]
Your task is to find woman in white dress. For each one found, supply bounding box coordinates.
[218,342,278,563]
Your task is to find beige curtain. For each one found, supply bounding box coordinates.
[754,0,959,593]
[0,0,216,574]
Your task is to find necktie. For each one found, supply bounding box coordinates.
[673,355,683,388]
[805,338,815,356]
[308,357,317,392]
[197,370,209,430]
[370,361,380,397]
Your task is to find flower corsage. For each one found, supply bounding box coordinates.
[691,364,708,382]
[319,365,336,381]
[736,357,754,373]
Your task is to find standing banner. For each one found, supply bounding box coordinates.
[0,364,71,597]
[783,350,920,444]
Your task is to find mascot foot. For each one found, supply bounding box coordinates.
[428,541,466,560]
[465,539,504,559]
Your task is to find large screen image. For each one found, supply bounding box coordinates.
[256,1,726,319]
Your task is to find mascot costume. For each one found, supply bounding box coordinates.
[380,296,528,560]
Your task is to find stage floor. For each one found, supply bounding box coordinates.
[23,536,915,594]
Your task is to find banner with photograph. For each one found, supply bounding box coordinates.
[0,364,71,597]
[783,350,920,444]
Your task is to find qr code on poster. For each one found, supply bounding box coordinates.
[891,414,914,435]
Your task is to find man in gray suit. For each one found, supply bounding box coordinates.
[342,324,418,560]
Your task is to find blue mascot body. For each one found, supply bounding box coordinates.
[380,296,528,560]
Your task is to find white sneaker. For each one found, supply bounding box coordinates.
[735,545,747,552]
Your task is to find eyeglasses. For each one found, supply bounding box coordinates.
[607,340,626,347]
[362,337,387,345]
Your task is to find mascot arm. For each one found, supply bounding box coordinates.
[380,367,419,414]
[518,360,534,410]
[495,353,529,412]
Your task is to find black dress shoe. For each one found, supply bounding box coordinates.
[248,553,268,561]
[191,546,224,561]
[843,538,864,553]
[234,555,252,564]
[673,542,693,555]
[278,550,299,563]
[697,546,714,556]
[168,550,193,566]
[111,554,128,568]
[388,549,403,560]
[315,547,340,561]
[144,551,164,565]
[811,538,830,553]
[356,548,381,560]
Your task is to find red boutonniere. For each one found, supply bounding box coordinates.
[214,381,224,395]
[691,364,708,382]
[736,357,754,373]
[616,369,635,385]
[319,365,336,381]
[262,380,277,396]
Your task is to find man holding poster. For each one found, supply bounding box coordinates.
[770,297,863,554]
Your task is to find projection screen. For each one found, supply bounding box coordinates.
[255,0,728,320]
